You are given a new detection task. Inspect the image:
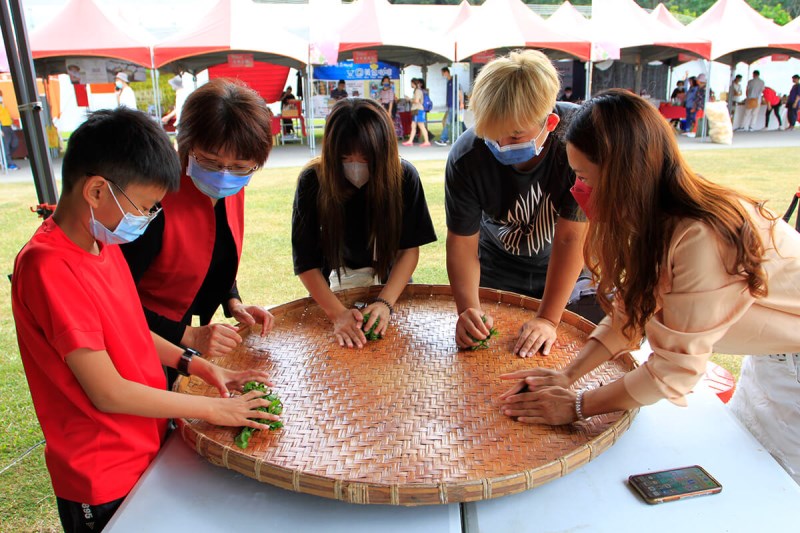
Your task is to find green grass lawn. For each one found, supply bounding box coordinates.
[1,147,798,530]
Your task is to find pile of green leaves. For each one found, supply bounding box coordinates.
[469,315,499,351]
[234,381,283,449]
[362,312,383,341]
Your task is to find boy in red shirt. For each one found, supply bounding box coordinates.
[11,108,278,532]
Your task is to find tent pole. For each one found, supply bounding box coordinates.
[586,61,593,99]
[700,60,711,140]
[306,62,315,155]
[149,47,162,122]
[0,0,57,209]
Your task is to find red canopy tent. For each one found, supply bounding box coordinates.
[545,1,619,61]
[591,0,711,63]
[336,0,454,66]
[687,0,800,64]
[30,0,153,74]
[153,0,308,72]
[447,0,592,62]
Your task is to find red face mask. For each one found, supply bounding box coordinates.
[570,179,595,220]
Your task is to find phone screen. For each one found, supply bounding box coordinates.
[628,465,722,504]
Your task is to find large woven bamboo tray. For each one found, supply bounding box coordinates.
[175,284,638,506]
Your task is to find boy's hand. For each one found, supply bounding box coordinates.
[514,317,557,357]
[455,308,492,349]
[207,390,280,429]
[184,323,242,357]
[333,308,366,348]
[231,303,274,336]
[194,361,273,398]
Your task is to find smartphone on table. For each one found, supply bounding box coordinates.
[628,465,722,504]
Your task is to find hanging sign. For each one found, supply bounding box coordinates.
[471,50,496,64]
[228,54,254,68]
[677,53,696,63]
[352,50,378,64]
[771,54,790,62]
[313,61,400,81]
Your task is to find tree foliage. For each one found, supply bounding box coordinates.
[387,0,798,24]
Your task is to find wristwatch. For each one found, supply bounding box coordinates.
[177,347,200,376]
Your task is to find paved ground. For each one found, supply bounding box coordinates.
[3,128,799,186]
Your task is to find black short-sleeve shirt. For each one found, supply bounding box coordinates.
[292,159,437,277]
[445,102,581,269]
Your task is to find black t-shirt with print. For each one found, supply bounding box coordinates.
[444,102,582,296]
[292,159,437,278]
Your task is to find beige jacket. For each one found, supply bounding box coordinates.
[590,204,800,407]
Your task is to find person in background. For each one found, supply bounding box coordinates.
[763,86,782,130]
[115,72,137,110]
[330,80,348,101]
[280,86,296,135]
[292,98,436,348]
[445,50,592,357]
[742,70,766,131]
[0,91,19,170]
[728,74,743,122]
[11,107,277,532]
[378,75,395,117]
[435,67,465,146]
[559,86,579,103]
[120,79,274,388]
[161,75,190,130]
[496,89,800,485]
[785,74,800,131]
[682,74,706,137]
[402,78,431,147]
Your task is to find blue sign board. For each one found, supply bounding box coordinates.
[313,61,400,81]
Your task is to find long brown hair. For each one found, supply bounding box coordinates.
[565,89,772,336]
[177,78,273,170]
[304,98,403,280]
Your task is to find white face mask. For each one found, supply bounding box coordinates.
[343,162,369,189]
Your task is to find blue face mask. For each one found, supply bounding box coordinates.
[90,187,153,245]
[484,123,548,166]
[187,156,253,199]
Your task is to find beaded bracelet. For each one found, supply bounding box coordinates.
[574,387,590,422]
[373,297,394,316]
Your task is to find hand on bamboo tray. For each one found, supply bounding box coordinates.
[514,317,557,357]
[455,308,495,349]
[206,388,281,430]
[495,368,576,425]
[333,308,367,348]
[184,323,243,358]
[230,303,275,336]
[193,361,274,399]
[361,301,390,339]
[497,384,578,425]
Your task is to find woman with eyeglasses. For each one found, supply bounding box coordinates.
[292,98,437,348]
[121,78,274,385]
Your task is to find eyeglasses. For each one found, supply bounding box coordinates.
[191,151,258,177]
[106,179,162,222]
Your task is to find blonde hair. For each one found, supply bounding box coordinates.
[470,50,560,140]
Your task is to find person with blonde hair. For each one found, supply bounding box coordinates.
[446,50,593,357]
[292,98,436,348]
[497,89,800,483]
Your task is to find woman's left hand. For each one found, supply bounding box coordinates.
[362,301,391,336]
[196,362,274,398]
[231,303,274,336]
[498,385,577,426]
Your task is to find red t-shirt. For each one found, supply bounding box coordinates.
[763,87,780,106]
[11,218,167,504]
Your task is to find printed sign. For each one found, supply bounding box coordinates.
[228,54,254,68]
[313,61,400,81]
[352,50,378,64]
[472,50,496,64]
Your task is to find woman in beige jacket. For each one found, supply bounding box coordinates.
[497,89,800,482]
